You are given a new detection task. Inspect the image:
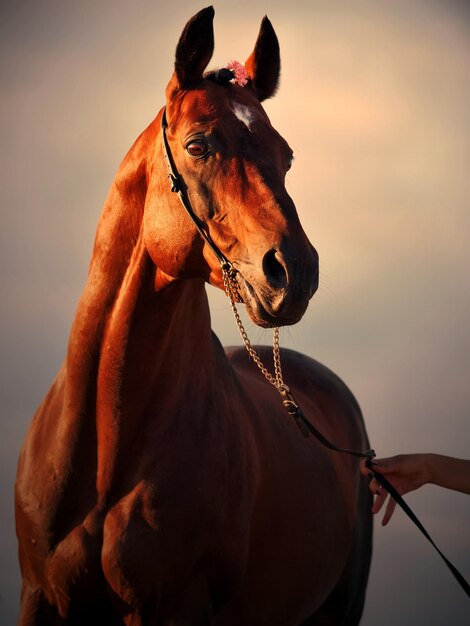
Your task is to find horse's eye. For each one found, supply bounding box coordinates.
[186,140,208,158]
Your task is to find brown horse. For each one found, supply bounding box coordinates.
[15,7,372,625]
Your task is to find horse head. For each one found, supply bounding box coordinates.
[144,6,319,327]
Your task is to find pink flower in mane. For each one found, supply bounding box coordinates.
[226,60,249,87]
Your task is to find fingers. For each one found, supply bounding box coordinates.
[368,476,381,495]
[368,457,397,475]
[362,458,399,524]
[359,460,369,476]
[369,479,388,514]
[360,457,392,477]
[362,456,402,525]
[381,496,397,526]
[359,459,376,476]
[365,473,396,522]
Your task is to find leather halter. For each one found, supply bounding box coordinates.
[159,105,470,597]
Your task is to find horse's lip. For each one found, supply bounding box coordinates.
[234,272,303,329]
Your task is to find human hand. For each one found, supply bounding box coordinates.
[360,454,430,525]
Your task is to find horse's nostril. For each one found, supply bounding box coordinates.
[262,249,288,290]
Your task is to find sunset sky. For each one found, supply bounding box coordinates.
[1,1,469,623]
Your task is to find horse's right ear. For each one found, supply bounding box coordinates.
[245,16,280,101]
[166,6,215,98]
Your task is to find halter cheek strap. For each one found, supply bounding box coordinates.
[160,107,233,273]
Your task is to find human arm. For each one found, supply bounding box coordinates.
[360,454,470,526]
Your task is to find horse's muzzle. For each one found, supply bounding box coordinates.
[237,243,319,327]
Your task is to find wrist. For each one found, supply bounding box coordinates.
[421,453,436,486]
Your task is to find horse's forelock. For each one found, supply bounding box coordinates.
[204,68,234,87]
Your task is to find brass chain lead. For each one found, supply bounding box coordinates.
[222,268,287,394]
[221,267,379,446]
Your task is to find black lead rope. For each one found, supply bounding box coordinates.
[279,385,376,459]
[289,387,470,600]
[283,386,469,597]
[160,106,470,599]
[285,360,470,600]
[366,459,470,597]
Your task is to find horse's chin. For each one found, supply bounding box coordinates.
[236,275,307,329]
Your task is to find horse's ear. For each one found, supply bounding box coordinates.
[245,16,280,101]
[166,6,215,97]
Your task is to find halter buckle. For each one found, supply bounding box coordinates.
[167,173,180,193]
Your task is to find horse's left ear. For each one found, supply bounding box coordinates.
[245,16,280,101]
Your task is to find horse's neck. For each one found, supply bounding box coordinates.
[94,256,214,497]
[60,122,217,498]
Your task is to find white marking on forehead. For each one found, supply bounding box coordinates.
[231,103,256,131]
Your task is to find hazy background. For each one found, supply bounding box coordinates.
[1,0,469,623]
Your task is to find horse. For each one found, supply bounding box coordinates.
[15,7,372,625]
